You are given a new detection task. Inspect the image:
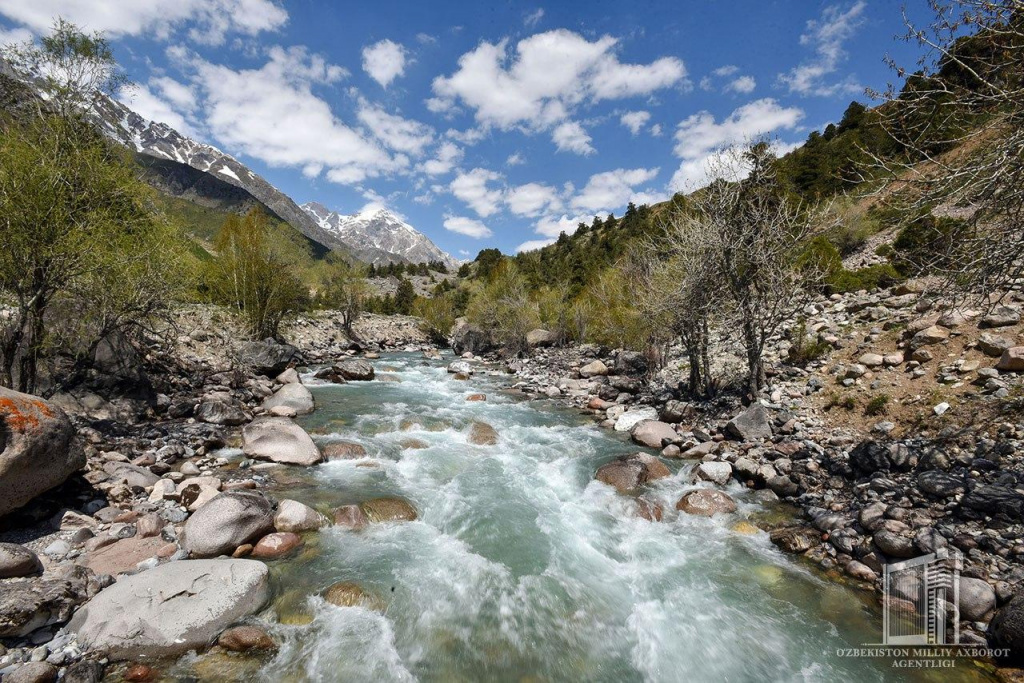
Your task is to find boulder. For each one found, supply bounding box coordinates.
[274,499,326,532]
[676,489,737,517]
[218,625,276,652]
[691,462,732,486]
[323,582,384,610]
[333,504,369,530]
[997,347,1024,373]
[979,333,1014,357]
[989,593,1024,660]
[183,491,276,557]
[240,338,300,377]
[959,577,996,621]
[4,662,58,683]
[526,329,556,348]
[447,360,472,375]
[468,421,498,445]
[724,404,772,442]
[659,400,695,424]
[195,400,248,426]
[275,368,300,384]
[613,351,649,376]
[579,360,608,378]
[595,453,670,494]
[769,526,821,553]
[961,485,1024,521]
[910,325,949,349]
[917,471,965,498]
[0,388,85,517]
[451,320,496,356]
[0,542,42,578]
[321,441,368,460]
[360,497,417,523]
[102,462,159,488]
[873,530,916,558]
[69,559,269,660]
[980,305,1021,328]
[614,407,658,432]
[261,383,314,416]
[242,417,322,466]
[336,359,375,381]
[251,532,302,559]
[79,536,166,576]
[0,564,96,637]
[630,420,677,449]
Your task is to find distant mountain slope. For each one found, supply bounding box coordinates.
[302,202,459,268]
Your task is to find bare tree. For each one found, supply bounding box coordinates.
[870,0,1024,298]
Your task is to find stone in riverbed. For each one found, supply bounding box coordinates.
[323,582,384,611]
[195,400,248,426]
[69,559,269,660]
[0,388,85,517]
[183,491,275,558]
[769,526,821,553]
[360,497,418,523]
[579,360,608,378]
[614,407,658,432]
[630,420,676,449]
[526,329,556,348]
[692,462,732,486]
[102,462,159,489]
[725,404,772,442]
[989,593,1024,661]
[634,498,663,522]
[242,417,321,466]
[321,441,367,460]
[447,360,472,375]
[0,543,42,578]
[958,577,996,621]
[336,359,375,381]
[468,421,498,445]
[261,383,314,416]
[251,532,302,559]
[218,625,277,652]
[80,536,166,575]
[676,489,737,517]
[240,338,300,377]
[333,504,368,530]
[274,499,326,532]
[595,453,670,494]
[4,662,58,683]
[0,564,96,637]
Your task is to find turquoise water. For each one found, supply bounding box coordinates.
[205,352,989,682]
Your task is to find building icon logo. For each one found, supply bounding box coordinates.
[882,548,962,646]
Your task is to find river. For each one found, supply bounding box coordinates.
[176,351,991,681]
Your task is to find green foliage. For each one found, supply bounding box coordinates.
[824,393,858,411]
[394,278,415,315]
[865,394,890,416]
[885,212,969,277]
[787,318,831,365]
[312,255,368,332]
[465,261,538,352]
[473,248,504,280]
[828,263,903,293]
[414,292,459,344]
[203,209,306,339]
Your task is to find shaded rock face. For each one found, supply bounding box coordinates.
[240,338,300,377]
[989,593,1024,661]
[451,321,495,356]
[960,485,1024,521]
[261,383,314,415]
[0,565,97,637]
[183,491,276,557]
[724,404,772,442]
[336,359,375,381]
[0,388,85,517]
[676,489,737,517]
[595,453,670,494]
[69,559,270,660]
[613,351,648,376]
[195,400,248,426]
[242,417,322,466]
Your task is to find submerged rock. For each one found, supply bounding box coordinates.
[595,453,670,494]
[323,582,384,611]
[218,625,277,652]
[69,559,270,660]
[321,441,368,460]
[333,504,369,530]
[274,499,326,532]
[468,421,498,445]
[251,532,302,559]
[336,359,375,381]
[360,497,418,523]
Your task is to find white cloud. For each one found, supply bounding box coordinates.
[444,214,493,238]
[417,141,463,176]
[505,182,562,217]
[0,26,32,46]
[672,98,804,162]
[532,212,595,238]
[713,65,739,77]
[356,99,433,155]
[506,152,524,166]
[650,123,663,137]
[450,167,503,217]
[517,238,557,253]
[620,110,651,135]
[430,29,686,136]
[524,8,544,27]
[182,45,399,186]
[118,84,198,137]
[779,1,866,96]
[571,167,660,213]
[725,75,756,94]
[445,127,486,145]
[150,76,197,113]
[416,33,436,45]
[0,0,287,45]
[552,120,595,156]
[362,39,407,88]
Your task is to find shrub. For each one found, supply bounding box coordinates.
[865,394,890,416]
[827,264,903,293]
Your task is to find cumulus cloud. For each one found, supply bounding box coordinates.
[779,1,866,96]
[417,141,463,176]
[450,167,504,217]
[0,26,32,46]
[444,214,493,238]
[430,29,686,137]
[516,238,557,252]
[362,39,407,88]
[571,167,660,213]
[620,110,651,135]
[0,0,287,45]
[551,120,595,156]
[356,99,434,155]
[506,152,524,166]
[505,182,562,217]
[725,75,756,94]
[180,45,399,185]
[118,84,198,137]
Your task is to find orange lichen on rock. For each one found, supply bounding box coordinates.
[0,396,53,432]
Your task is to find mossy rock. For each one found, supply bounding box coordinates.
[360,497,418,523]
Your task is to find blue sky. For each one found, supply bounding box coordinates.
[0,1,930,258]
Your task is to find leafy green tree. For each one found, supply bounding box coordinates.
[465,262,538,352]
[394,278,415,315]
[316,255,369,337]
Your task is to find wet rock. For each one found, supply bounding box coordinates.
[183,491,275,558]
[468,421,498,445]
[447,361,472,375]
[845,561,878,582]
[261,383,314,416]
[218,625,276,652]
[321,441,368,460]
[360,497,418,523]
[634,499,663,522]
[676,489,737,517]
[322,582,384,611]
[63,659,105,683]
[692,462,732,486]
[0,388,85,517]
[336,359,375,381]
[849,440,891,475]
[242,417,322,466]
[769,526,821,553]
[69,559,270,660]
[725,404,772,442]
[766,475,799,498]
[630,420,676,449]
[579,360,608,378]
[274,499,325,532]
[251,532,302,559]
[959,577,996,621]
[332,504,368,530]
[0,543,42,578]
[240,338,299,377]
[595,453,670,494]
[122,664,156,681]
[195,400,248,426]
[466,393,486,401]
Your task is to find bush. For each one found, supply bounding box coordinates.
[827,263,903,293]
[787,319,831,365]
[865,394,890,416]
[888,212,968,276]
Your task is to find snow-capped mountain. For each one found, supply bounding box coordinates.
[302,202,459,269]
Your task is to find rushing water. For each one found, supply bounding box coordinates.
[179,352,992,682]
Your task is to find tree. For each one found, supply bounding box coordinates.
[0,23,186,394]
[394,278,415,315]
[317,255,368,337]
[205,209,305,339]
[465,262,538,352]
[871,0,1024,299]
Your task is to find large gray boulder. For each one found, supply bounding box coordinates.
[630,420,677,449]
[451,320,496,355]
[613,351,649,376]
[101,462,159,488]
[959,577,996,621]
[261,382,314,415]
[195,400,248,426]
[183,491,275,557]
[336,359,375,381]
[242,416,322,466]
[239,338,300,377]
[526,329,556,348]
[69,559,269,660]
[725,404,772,442]
[0,388,85,517]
